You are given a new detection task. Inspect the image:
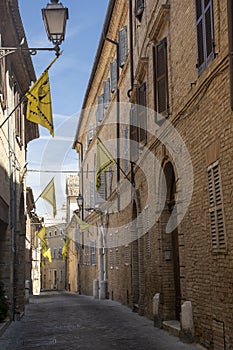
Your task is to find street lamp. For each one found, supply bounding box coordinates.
[42,0,69,47]
[0,0,69,59]
[76,193,84,209]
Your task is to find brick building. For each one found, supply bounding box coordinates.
[73,0,233,348]
[0,0,39,320]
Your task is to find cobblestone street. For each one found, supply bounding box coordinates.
[0,292,205,350]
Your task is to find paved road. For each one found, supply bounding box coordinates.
[0,292,204,350]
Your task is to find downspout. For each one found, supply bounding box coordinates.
[227,0,233,110]
[127,0,134,98]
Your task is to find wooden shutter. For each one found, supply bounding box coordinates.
[103,79,110,109]
[130,104,139,162]
[110,60,118,92]
[153,38,169,115]
[207,162,226,252]
[119,26,128,68]
[95,173,106,204]
[136,82,147,143]
[96,94,104,124]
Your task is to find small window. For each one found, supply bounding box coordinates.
[54,230,57,236]
[195,0,214,73]
[207,162,226,252]
[135,0,144,21]
[60,270,63,282]
[54,248,57,259]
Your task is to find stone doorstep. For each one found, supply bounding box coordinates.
[162,320,181,338]
[0,319,11,337]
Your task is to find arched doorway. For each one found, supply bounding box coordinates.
[160,162,181,320]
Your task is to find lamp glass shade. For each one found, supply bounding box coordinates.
[42,3,68,45]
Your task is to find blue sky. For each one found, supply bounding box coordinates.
[19,0,109,218]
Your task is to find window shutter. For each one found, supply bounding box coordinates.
[118,26,128,68]
[130,104,139,162]
[103,79,110,109]
[95,173,106,204]
[124,126,129,174]
[90,181,94,208]
[136,82,147,143]
[110,60,118,92]
[96,94,104,124]
[207,163,226,252]
[153,38,169,115]
[135,0,144,20]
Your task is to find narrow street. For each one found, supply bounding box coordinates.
[0,292,204,350]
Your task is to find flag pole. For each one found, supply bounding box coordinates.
[0,95,27,129]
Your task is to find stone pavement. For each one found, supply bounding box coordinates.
[0,292,205,350]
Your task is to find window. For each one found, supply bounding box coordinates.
[60,270,63,282]
[54,230,57,236]
[84,245,89,265]
[58,247,62,259]
[53,248,57,259]
[90,240,96,265]
[49,270,52,281]
[195,0,214,73]
[109,166,113,196]
[136,82,147,143]
[153,38,169,116]
[135,0,144,21]
[119,26,128,68]
[207,162,226,252]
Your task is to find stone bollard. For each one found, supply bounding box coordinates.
[153,293,161,328]
[93,279,99,299]
[180,301,195,343]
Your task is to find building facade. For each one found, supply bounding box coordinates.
[73,0,233,348]
[0,0,39,320]
[41,224,66,291]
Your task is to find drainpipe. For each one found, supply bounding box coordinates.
[227,0,233,109]
[127,0,134,98]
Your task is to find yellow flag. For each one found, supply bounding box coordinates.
[36,226,46,242]
[62,237,70,260]
[74,213,90,232]
[96,137,115,192]
[26,56,58,136]
[40,178,57,217]
[43,248,52,263]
